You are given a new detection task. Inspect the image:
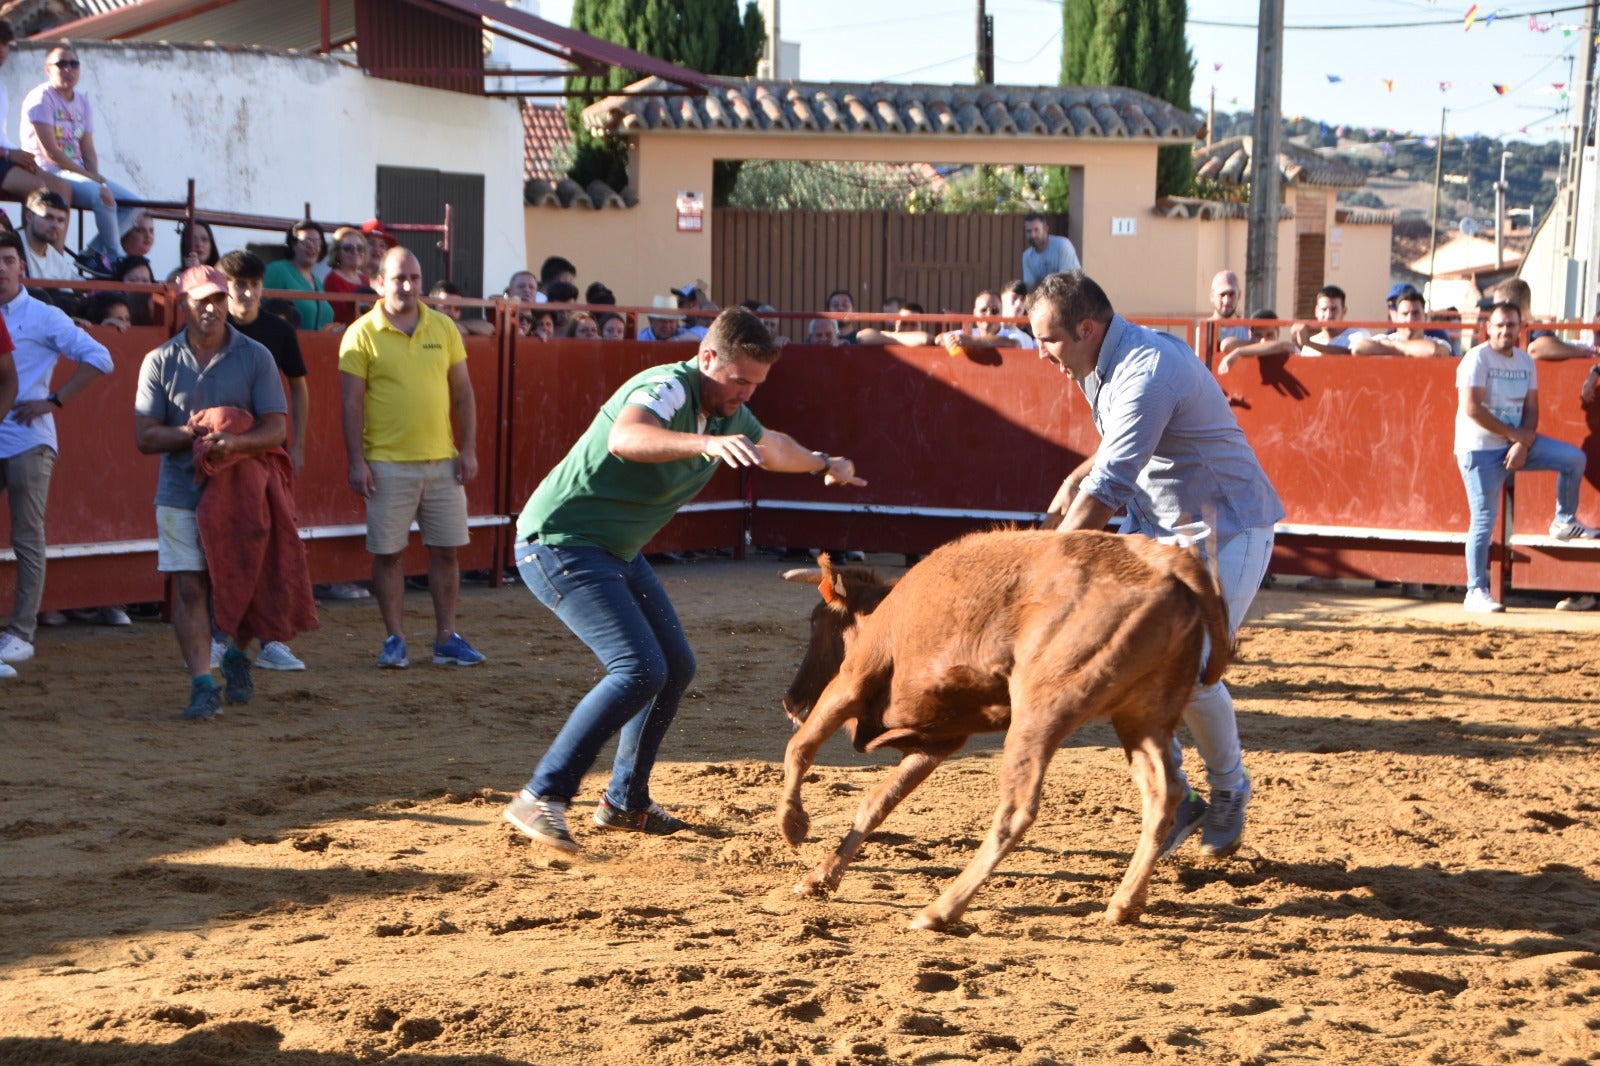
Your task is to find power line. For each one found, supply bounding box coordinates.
[1192,1,1596,31]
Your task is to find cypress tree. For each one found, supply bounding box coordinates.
[563,0,766,198]
[1058,0,1195,197]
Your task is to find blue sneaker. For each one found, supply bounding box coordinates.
[377,635,409,669]
[184,677,221,720]
[1158,787,1208,861]
[432,632,485,666]
[1200,770,1253,859]
[221,647,253,704]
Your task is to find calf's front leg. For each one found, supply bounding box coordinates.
[797,747,951,897]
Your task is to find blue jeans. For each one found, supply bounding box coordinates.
[57,171,139,258]
[1457,436,1586,590]
[516,541,695,811]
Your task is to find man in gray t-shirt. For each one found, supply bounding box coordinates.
[134,266,287,720]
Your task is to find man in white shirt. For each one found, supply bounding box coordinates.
[1290,285,1370,355]
[0,229,113,671]
[1354,289,1452,358]
[20,189,77,282]
[1021,212,1081,288]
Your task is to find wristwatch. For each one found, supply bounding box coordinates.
[47,392,62,408]
[811,450,831,476]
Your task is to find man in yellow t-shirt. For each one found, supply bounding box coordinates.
[338,248,483,670]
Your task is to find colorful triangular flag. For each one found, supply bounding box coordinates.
[1464,4,1480,30]
[1382,78,1395,93]
[1492,84,1508,95]
[1326,74,1343,83]
[1439,81,1452,92]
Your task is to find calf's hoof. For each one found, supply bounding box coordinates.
[792,875,832,898]
[908,910,952,933]
[778,805,810,847]
[1103,899,1145,925]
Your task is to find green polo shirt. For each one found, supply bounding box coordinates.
[517,360,764,560]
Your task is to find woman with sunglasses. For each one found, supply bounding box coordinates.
[19,46,140,265]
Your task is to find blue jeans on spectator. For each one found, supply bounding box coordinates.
[1457,436,1587,590]
[516,540,696,812]
[57,171,139,259]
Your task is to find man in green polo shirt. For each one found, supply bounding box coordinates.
[339,248,484,670]
[503,306,865,854]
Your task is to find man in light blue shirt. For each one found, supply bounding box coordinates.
[1028,269,1284,864]
[1021,212,1081,288]
[0,229,112,673]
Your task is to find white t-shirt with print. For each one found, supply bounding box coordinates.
[1454,342,1536,453]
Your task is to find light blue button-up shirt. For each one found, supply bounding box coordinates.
[1077,314,1284,541]
[0,287,114,460]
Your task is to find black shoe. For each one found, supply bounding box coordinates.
[221,648,254,704]
[592,797,689,835]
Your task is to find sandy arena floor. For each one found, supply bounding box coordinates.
[1,556,1598,1065]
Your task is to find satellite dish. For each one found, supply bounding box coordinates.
[1458,218,1481,236]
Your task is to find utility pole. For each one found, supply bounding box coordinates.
[1495,150,1511,269]
[1426,107,1447,298]
[1559,0,1597,264]
[1245,0,1284,315]
[976,0,994,85]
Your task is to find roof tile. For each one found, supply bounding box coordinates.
[1194,136,1368,188]
[582,77,1200,144]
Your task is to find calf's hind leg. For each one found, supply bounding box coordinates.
[796,745,956,897]
[1104,727,1176,924]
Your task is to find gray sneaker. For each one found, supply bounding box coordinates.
[1158,787,1208,861]
[1199,770,1253,859]
[221,647,254,704]
[593,796,689,835]
[503,790,580,854]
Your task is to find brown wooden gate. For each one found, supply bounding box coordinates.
[712,209,1069,319]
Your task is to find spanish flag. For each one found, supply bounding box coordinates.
[1464,4,1479,30]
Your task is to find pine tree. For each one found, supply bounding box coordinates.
[564,0,766,198]
[1059,0,1195,197]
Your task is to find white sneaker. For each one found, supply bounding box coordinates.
[1555,593,1597,612]
[1550,519,1600,541]
[99,606,131,626]
[0,631,35,663]
[1463,587,1505,613]
[209,638,227,671]
[0,660,15,679]
[256,641,306,671]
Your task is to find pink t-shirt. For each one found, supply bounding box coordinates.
[20,85,93,171]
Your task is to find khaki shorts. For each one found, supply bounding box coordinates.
[156,505,207,573]
[366,459,470,555]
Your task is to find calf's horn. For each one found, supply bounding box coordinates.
[781,567,824,583]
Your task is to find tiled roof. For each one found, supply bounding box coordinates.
[1335,206,1399,225]
[1153,196,1294,220]
[581,77,1201,143]
[1193,136,1368,189]
[525,177,635,210]
[523,103,572,184]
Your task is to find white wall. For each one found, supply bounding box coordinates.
[0,41,527,294]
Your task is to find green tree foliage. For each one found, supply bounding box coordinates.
[565,0,765,199]
[1058,0,1195,196]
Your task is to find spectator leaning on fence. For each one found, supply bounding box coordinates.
[1454,301,1598,614]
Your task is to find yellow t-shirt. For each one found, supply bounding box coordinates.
[338,303,467,462]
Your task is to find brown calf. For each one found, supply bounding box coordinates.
[778,528,1229,931]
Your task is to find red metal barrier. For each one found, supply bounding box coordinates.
[4,320,1599,615]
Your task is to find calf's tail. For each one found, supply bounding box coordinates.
[1172,552,1231,686]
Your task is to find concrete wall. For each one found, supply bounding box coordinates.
[1,41,527,293]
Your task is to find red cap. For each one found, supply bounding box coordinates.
[360,218,396,245]
[179,265,228,300]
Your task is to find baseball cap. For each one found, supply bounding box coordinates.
[1386,282,1421,304]
[360,218,396,246]
[179,265,228,300]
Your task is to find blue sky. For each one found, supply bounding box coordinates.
[536,1,1593,143]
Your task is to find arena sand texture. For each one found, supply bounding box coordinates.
[1,557,1598,1066]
